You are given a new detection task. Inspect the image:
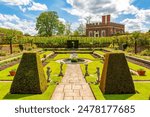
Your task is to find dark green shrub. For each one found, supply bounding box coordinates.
[122,43,128,51]
[71,58,78,62]
[27,47,32,51]
[19,44,24,51]
[10,52,47,94]
[100,53,135,94]
[43,54,47,58]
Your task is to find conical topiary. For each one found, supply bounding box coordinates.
[100,52,135,94]
[10,52,47,94]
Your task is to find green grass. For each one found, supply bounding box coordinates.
[40,51,53,58]
[94,50,150,80]
[94,51,105,55]
[90,83,150,100]
[0,53,68,100]
[0,64,19,81]
[0,82,56,100]
[128,62,150,80]
[53,54,70,60]
[79,53,150,100]
[0,51,55,81]
[44,61,67,83]
[78,54,96,60]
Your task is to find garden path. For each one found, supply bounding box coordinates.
[51,64,95,100]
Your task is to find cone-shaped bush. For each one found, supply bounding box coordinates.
[10,52,47,94]
[100,52,135,94]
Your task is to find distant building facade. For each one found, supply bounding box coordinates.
[86,15,125,37]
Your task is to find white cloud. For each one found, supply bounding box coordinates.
[28,2,48,11]
[58,18,66,24]
[0,14,20,21]
[121,9,150,32]
[0,0,31,6]
[0,0,48,12]
[0,13,37,35]
[65,0,150,32]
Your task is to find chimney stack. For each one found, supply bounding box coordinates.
[102,15,111,24]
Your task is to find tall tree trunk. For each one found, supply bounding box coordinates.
[10,39,13,54]
[134,39,137,54]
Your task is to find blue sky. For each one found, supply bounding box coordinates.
[0,0,150,35]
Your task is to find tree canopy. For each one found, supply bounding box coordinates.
[36,11,65,36]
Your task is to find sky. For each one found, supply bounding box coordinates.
[0,0,150,35]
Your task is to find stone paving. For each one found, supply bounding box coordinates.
[51,64,95,100]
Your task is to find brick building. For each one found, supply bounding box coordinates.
[86,15,125,37]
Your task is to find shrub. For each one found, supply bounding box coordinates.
[122,43,128,50]
[32,44,37,49]
[125,47,134,53]
[43,54,47,58]
[10,52,47,94]
[0,51,6,56]
[100,53,135,94]
[27,47,32,51]
[19,44,24,51]
[140,49,150,56]
[71,58,78,62]
[13,48,21,53]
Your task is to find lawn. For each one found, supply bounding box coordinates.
[79,53,150,100]
[0,53,67,100]
[0,51,53,81]
[39,51,53,58]
[89,83,150,100]
[128,62,150,80]
[0,82,56,100]
[94,51,105,55]
[78,54,96,60]
[0,64,19,81]
[94,50,150,80]
[53,54,70,60]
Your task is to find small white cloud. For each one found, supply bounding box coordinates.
[28,2,48,11]
[0,14,20,21]
[58,18,66,24]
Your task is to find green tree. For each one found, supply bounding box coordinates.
[132,31,140,54]
[6,29,16,54]
[36,11,59,37]
[56,22,65,35]
[77,23,85,35]
[65,22,72,35]
[73,30,79,36]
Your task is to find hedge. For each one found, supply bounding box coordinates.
[10,52,47,94]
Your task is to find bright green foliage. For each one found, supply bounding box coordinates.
[36,11,65,36]
[78,54,95,60]
[10,52,47,94]
[57,22,65,35]
[0,27,23,36]
[0,27,23,44]
[53,54,70,60]
[100,53,135,94]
